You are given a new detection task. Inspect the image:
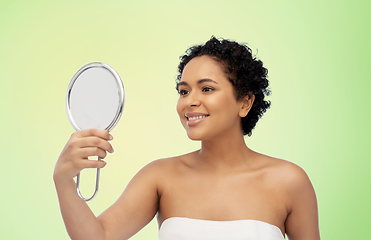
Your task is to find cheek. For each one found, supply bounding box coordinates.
[177,99,187,128]
[210,94,235,111]
[211,95,241,120]
[176,98,184,117]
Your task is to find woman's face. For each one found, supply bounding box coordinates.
[176,55,246,141]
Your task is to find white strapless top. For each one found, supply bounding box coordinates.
[159,217,285,240]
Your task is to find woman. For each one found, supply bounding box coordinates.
[54,37,320,240]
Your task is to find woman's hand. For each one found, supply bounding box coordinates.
[53,129,114,183]
[53,128,159,240]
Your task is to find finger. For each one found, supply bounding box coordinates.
[78,147,108,160]
[79,159,107,169]
[77,136,114,153]
[74,129,113,141]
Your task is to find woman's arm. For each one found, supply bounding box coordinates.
[54,179,106,240]
[54,129,159,240]
[284,165,320,240]
[97,161,160,240]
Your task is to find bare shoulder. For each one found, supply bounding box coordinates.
[258,154,317,223]
[258,154,312,190]
[278,160,313,195]
[137,151,197,178]
[259,157,320,239]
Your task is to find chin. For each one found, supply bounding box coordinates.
[187,135,202,141]
[186,130,210,141]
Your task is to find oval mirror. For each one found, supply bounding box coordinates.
[66,62,125,201]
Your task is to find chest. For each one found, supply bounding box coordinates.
[158,171,288,226]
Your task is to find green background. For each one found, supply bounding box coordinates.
[0,0,370,239]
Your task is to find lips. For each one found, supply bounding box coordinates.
[188,115,208,121]
[185,112,209,126]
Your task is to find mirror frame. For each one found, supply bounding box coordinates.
[65,62,125,201]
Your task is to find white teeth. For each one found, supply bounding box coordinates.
[188,115,207,121]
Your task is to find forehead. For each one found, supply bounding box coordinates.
[181,55,227,81]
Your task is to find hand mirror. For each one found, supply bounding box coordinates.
[66,62,125,201]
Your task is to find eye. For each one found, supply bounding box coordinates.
[202,87,214,92]
[179,89,189,96]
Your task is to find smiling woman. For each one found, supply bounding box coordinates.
[177,37,271,137]
[54,37,320,240]
[176,55,252,140]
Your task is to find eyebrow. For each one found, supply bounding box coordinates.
[177,78,218,89]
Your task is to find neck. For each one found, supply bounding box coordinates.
[197,130,255,171]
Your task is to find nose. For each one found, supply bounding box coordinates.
[185,91,201,107]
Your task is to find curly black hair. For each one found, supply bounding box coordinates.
[176,36,271,136]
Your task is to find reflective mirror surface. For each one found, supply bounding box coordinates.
[66,62,125,131]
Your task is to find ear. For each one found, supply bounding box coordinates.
[239,94,255,118]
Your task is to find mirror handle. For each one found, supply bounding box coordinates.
[76,157,101,201]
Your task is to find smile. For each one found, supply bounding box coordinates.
[187,115,208,121]
[185,113,210,127]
